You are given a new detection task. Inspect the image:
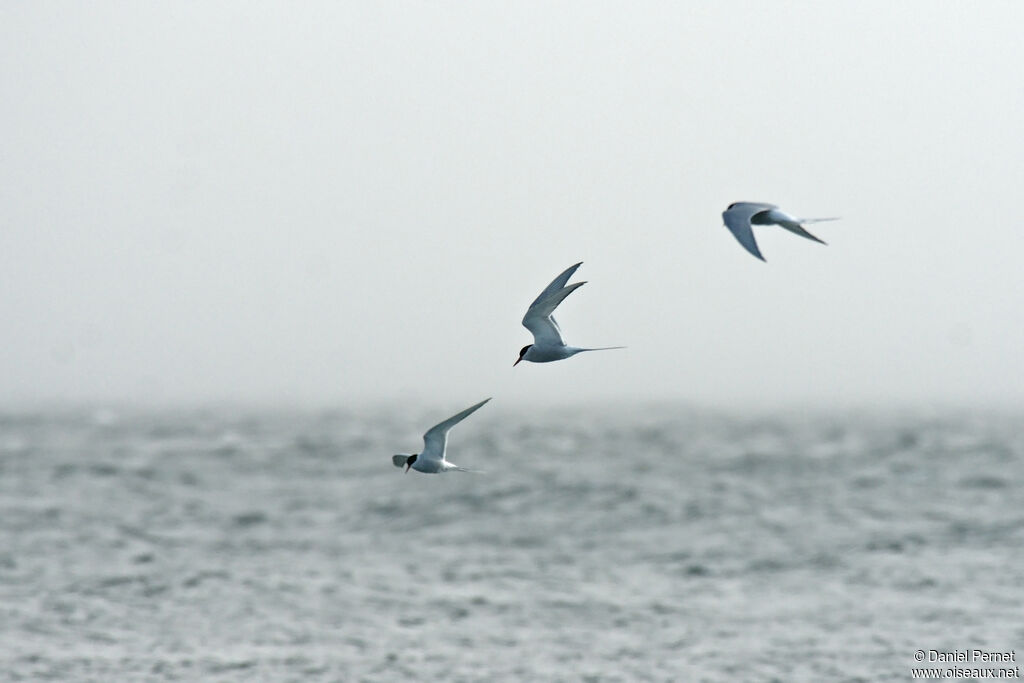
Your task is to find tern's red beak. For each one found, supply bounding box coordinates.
[404,463,411,473]
[513,357,522,367]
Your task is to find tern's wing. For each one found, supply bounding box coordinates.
[529,262,583,309]
[392,454,410,468]
[722,202,776,262]
[421,398,492,460]
[522,281,585,346]
[780,223,827,245]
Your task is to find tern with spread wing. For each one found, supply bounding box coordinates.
[722,202,839,261]
[392,398,490,474]
[515,262,624,366]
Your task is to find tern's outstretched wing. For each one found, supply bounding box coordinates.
[529,262,582,309]
[421,398,491,461]
[522,264,586,346]
[779,223,827,245]
[392,454,410,468]
[722,202,775,262]
[523,283,584,346]
[782,214,838,245]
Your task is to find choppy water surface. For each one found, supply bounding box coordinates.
[1,404,1022,681]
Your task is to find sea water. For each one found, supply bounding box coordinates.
[0,404,1021,681]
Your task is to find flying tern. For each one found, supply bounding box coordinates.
[722,202,839,261]
[515,262,625,366]
[392,398,490,474]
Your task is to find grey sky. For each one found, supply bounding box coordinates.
[2,2,1022,408]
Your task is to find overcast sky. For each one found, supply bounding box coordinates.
[2,2,1022,409]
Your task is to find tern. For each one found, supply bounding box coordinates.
[392,398,490,474]
[515,262,625,366]
[722,202,839,261]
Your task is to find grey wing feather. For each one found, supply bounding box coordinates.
[529,262,583,309]
[392,454,409,468]
[522,281,585,346]
[722,202,775,261]
[422,398,492,456]
[780,223,827,245]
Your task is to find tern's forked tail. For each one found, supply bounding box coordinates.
[579,345,627,353]
[801,216,840,224]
